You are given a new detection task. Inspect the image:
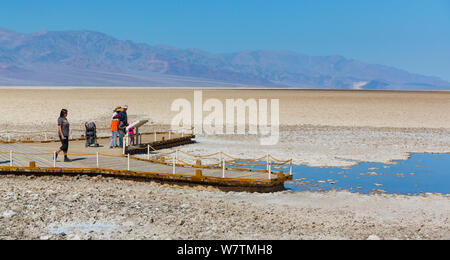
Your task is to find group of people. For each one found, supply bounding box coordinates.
[110,105,131,149]
[54,105,132,163]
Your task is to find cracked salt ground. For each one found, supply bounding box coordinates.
[48,223,121,239]
[176,126,450,168]
[0,174,448,239]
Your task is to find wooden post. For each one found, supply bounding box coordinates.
[147,145,150,160]
[195,160,202,177]
[9,150,13,167]
[154,131,157,142]
[169,131,171,139]
[53,152,56,167]
[29,161,36,168]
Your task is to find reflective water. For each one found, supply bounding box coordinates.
[242,153,450,194]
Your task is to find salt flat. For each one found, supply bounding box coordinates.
[0,87,449,240]
[0,88,449,129]
[3,87,448,166]
[0,175,449,240]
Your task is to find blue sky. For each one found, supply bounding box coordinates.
[1,0,449,81]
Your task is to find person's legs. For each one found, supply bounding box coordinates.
[114,131,118,147]
[56,137,70,161]
[110,131,117,148]
[63,139,71,161]
[110,132,114,148]
[119,131,124,147]
[56,137,64,158]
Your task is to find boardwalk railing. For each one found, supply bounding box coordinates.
[0,151,292,192]
[0,128,193,143]
[122,145,294,179]
[0,149,293,180]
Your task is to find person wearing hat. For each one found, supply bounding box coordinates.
[118,105,128,148]
[55,109,72,162]
[109,106,121,148]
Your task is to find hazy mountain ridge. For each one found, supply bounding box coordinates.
[0,27,448,89]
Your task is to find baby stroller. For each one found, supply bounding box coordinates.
[85,122,99,147]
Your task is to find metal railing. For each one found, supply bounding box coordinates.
[0,128,194,143]
[127,145,294,179]
[0,149,293,180]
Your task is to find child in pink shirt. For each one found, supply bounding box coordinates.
[128,122,135,146]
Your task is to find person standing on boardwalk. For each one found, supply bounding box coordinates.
[109,106,121,148]
[128,121,135,146]
[55,109,72,162]
[118,105,128,148]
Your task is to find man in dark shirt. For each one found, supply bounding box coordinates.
[118,105,128,147]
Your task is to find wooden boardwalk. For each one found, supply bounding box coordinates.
[0,143,276,179]
[0,141,290,191]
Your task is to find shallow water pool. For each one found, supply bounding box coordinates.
[287,153,450,194]
[241,153,450,195]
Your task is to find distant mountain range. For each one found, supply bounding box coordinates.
[0,27,449,89]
